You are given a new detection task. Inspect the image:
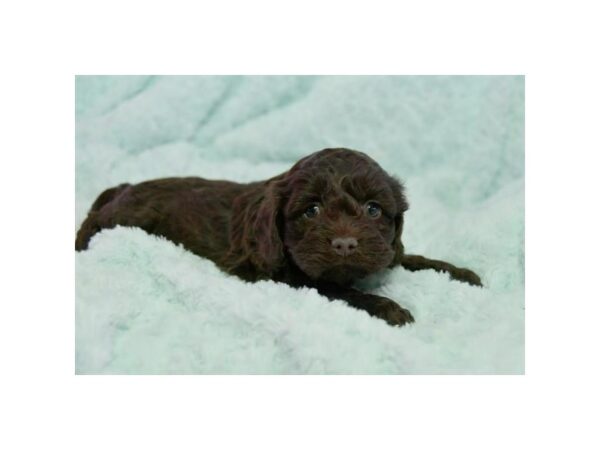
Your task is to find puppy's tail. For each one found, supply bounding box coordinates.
[75,183,131,251]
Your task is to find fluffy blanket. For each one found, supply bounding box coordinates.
[75,75,524,374]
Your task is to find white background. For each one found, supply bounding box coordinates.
[1,0,598,449]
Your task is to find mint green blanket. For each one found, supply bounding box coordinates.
[76,76,524,374]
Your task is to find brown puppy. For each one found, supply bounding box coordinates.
[76,148,482,326]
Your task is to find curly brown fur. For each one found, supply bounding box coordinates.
[76,148,482,327]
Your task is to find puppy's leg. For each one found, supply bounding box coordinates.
[75,213,102,251]
[401,254,482,286]
[75,183,140,251]
[315,283,414,327]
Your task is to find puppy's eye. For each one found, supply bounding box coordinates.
[365,201,382,218]
[304,204,320,218]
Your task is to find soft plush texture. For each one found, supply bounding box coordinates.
[75,75,524,374]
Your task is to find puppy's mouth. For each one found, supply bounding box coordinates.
[319,264,369,284]
[289,248,374,282]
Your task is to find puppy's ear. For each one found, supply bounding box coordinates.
[225,175,287,278]
[252,179,286,273]
[390,177,409,266]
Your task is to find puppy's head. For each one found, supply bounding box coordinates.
[252,148,408,285]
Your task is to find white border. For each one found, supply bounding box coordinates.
[2,1,599,449]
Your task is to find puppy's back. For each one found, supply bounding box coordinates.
[75,177,246,252]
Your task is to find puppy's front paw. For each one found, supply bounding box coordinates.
[375,300,415,327]
[450,267,483,287]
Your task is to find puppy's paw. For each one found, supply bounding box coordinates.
[450,268,483,287]
[375,300,415,327]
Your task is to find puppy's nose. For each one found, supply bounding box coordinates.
[331,237,358,256]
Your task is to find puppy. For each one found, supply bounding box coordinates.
[76,148,482,326]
